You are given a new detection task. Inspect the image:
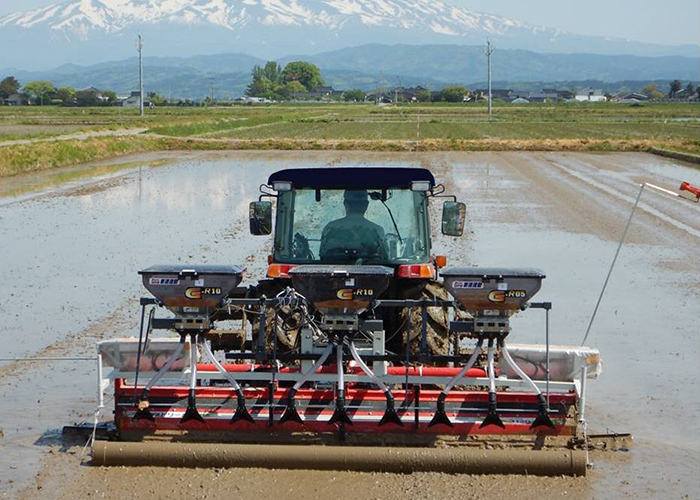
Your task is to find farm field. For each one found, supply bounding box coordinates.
[0,102,697,177]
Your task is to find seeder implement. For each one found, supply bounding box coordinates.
[87,167,605,476]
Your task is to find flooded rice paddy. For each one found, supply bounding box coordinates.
[1,150,699,499]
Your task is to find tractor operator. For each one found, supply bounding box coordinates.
[319,190,388,262]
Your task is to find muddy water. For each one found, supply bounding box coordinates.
[1,151,699,499]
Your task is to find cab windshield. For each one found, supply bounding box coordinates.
[274,188,430,265]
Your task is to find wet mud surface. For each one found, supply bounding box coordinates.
[1,151,699,499]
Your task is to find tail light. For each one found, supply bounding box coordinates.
[397,264,436,279]
[267,264,297,278]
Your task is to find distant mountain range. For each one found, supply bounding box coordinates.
[0,0,697,70]
[4,44,698,99]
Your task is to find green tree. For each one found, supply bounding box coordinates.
[23,80,55,105]
[685,82,696,95]
[279,81,307,99]
[0,76,20,99]
[343,89,365,102]
[438,86,468,103]
[101,90,117,104]
[415,89,432,102]
[641,83,664,100]
[262,61,283,84]
[282,61,324,92]
[147,92,167,106]
[246,64,277,98]
[669,79,682,98]
[246,75,275,98]
[75,88,101,106]
[55,87,76,105]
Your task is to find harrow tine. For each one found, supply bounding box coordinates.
[230,401,255,424]
[279,390,303,425]
[181,405,205,424]
[531,412,555,430]
[378,395,403,427]
[328,407,353,426]
[279,404,303,425]
[480,409,506,430]
[530,395,556,430]
[428,395,453,428]
[132,403,155,423]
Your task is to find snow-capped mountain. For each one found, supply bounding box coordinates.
[0,0,696,69]
[0,0,541,41]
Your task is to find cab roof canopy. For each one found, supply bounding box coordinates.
[268,167,436,190]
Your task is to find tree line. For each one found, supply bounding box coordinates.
[0,77,119,106]
[0,76,173,106]
[642,80,697,99]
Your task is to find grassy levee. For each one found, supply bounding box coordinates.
[0,102,697,178]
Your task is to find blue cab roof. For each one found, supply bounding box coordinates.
[268,167,436,190]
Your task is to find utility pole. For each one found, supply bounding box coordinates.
[485,39,493,117]
[137,34,144,117]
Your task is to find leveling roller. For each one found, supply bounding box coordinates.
[88,167,604,476]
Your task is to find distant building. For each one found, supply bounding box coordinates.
[474,89,513,101]
[575,88,607,102]
[121,91,142,107]
[614,92,649,103]
[4,93,27,106]
[543,88,574,100]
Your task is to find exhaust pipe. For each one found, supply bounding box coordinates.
[92,441,586,477]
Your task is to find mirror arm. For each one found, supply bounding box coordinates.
[258,184,278,201]
[429,184,447,197]
[432,193,457,202]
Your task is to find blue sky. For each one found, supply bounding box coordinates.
[0,0,698,46]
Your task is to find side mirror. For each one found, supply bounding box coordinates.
[441,201,466,236]
[249,201,272,235]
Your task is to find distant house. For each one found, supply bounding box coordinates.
[121,91,142,107]
[543,88,574,100]
[672,88,697,100]
[4,93,27,106]
[575,88,607,102]
[511,97,530,104]
[474,89,513,101]
[615,92,648,103]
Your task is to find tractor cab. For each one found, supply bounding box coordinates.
[250,167,466,277]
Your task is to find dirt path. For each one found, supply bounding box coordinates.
[2,151,699,499]
[0,128,149,147]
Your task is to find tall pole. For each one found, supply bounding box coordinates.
[485,39,493,117]
[137,34,144,117]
